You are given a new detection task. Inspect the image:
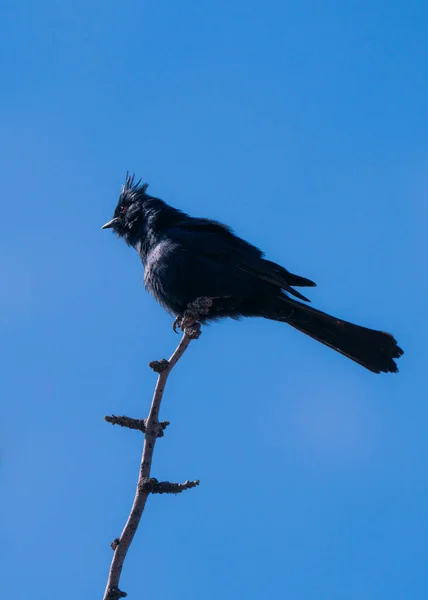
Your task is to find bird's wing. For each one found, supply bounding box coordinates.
[168,218,316,302]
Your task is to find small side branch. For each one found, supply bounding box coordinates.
[104,415,146,432]
[104,415,170,436]
[140,477,200,494]
[102,308,205,600]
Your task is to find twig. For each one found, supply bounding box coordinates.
[104,415,171,436]
[102,323,201,600]
[140,477,200,494]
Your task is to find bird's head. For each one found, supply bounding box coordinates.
[101,173,150,240]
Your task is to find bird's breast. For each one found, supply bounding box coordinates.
[143,240,187,313]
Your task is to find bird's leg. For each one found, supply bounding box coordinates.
[182,296,214,328]
[172,297,214,334]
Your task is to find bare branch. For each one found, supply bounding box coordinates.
[102,318,202,600]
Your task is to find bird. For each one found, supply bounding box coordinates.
[102,174,403,374]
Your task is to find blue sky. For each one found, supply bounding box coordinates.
[1,1,427,598]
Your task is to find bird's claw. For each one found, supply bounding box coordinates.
[171,297,214,334]
[172,313,198,334]
[172,316,181,333]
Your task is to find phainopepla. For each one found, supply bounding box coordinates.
[102,174,403,374]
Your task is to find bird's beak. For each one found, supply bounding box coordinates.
[101,218,119,230]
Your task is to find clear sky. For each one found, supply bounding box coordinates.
[1,1,427,599]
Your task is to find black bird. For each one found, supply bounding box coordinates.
[102,174,403,374]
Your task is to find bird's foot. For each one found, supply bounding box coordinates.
[172,315,202,338]
[172,297,214,336]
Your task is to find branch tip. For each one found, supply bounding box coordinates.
[184,323,202,339]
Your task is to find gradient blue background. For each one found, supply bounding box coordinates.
[1,1,427,598]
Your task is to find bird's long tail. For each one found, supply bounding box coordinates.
[271,298,403,373]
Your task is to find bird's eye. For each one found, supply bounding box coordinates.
[119,205,127,214]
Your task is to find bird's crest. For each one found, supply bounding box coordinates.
[121,172,149,201]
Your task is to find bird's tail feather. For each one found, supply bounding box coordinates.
[271,298,403,373]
